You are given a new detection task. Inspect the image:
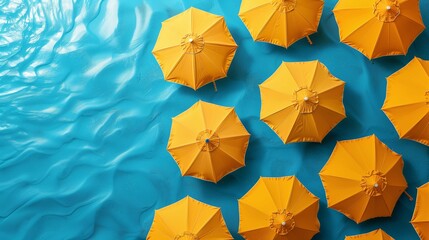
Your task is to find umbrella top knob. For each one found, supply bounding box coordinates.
[303,96,309,101]
[189,38,194,43]
[205,138,210,143]
[281,221,286,226]
[374,183,379,188]
[386,5,391,10]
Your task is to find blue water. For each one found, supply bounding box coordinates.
[0,0,428,239]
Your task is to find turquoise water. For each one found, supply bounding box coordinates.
[0,0,428,239]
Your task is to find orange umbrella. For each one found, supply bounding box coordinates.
[382,57,429,146]
[168,100,250,183]
[319,135,409,223]
[238,176,320,239]
[238,0,324,48]
[259,60,346,143]
[153,7,237,90]
[411,182,429,239]
[333,0,425,59]
[345,229,394,240]
[147,196,233,239]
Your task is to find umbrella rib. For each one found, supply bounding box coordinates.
[286,178,307,212]
[391,22,405,53]
[319,173,362,184]
[192,50,197,89]
[219,133,250,141]
[181,150,204,176]
[217,146,245,166]
[201,49,228,76]
[416,57,429,77]
[306,61,320,90]
[340,17,376,41]
[328,191,364,209]
[259,85,293,97]
[284,113,304,143]
[336,142,369,173]
[238,201,272,220]
[412,220,429,223]
[207,151,217,182]
[198,17,224,37]
[369,23,387,58]
[317,101,346,116]
[152,44,182,53]
[204,41,237,47]
[399,14,426,28]
[212,108,235,133]
[382,101,427,111]
[355,194,372,223]
[260,102,296,120]
[381,155,403,176]
[168,141,198,151]
[255,10,278,40]
[400,110,429,138]
[199,102,209,130]
[261,179,284,209]
[165,51,187,79]
[293,200,319,219]
[239,3,271,16]
[294,8,317,30]
[308,112,322,141]
[153,211,179,238]
[314,80,344,96]
[195,209,222,238]
[267,10,282,45]
[283,9,288,46]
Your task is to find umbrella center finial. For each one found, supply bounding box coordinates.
[197,129,220,151]
[181,33,204,54]
[361,170,387,196]
[270,209,295,236]
[293,87,319,114]
[272,0,296,13]
[373,0,400,22]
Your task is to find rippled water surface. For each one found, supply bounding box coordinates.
[1,0,429,239]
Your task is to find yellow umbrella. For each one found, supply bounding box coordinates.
[168,100,250,183]
[153,7,237,90]
[345,229,394,240]
[238,176,320,240]
[238,0,324,48]
[147,196,233,240]
[319,135,409,223]
[382,57,429,146]
[259,60,346,143]
[411,182,429,239]
[333,0,425,59]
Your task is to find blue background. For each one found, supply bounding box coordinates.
[0,0,428,239]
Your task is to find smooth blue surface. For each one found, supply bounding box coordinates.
[1,0,429,239]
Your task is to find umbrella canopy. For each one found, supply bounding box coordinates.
[411,182,429,239]
[333,0,425,59]
[147,196,233,240]
[345,229,394,240]
[382,57,429,146]
[238,176,320,240]
[319,135,408,223]
[168,100,250,183]
[153,7,237,90]
[238,0,324,48]
[259,60,345,143]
